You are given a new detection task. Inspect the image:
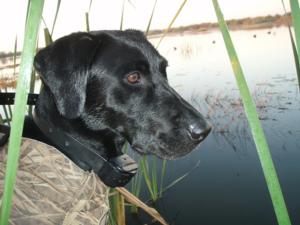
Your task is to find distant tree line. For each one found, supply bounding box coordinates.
[148,13,292,36]
[0,13,292,60]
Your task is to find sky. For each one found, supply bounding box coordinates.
[0,0,291,52]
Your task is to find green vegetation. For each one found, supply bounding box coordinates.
[211,0,291,225]
[0,0,298,224]
[145,0,158,36]
[156,0,188,47]
[0,1,44,224]
[290,0,300,57]
[289,0,300,90]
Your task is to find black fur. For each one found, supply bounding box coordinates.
[33,30,211,160]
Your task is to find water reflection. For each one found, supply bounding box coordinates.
[126,27,300,225]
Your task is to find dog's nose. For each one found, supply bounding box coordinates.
[188,122,212,142]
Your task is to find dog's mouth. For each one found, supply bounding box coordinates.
[131,145,147,155]
[130,136,205,160]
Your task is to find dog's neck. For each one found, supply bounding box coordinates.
[36,87,125,158]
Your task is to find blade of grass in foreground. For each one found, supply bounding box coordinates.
[50,0,61,36]
[289,0,300,90]
[140,156,156,200]
[282,0,300,90]
[85,0,93,32]
[120,0,125,30]
[211,1,291,225]
[0,0,44,224]
[145,0,158,36]
[116,187,169,225]
[109,189,125,225]
[156,0,188,48]
[290,0,300,57]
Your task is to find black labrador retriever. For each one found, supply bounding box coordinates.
[32,29,211,162]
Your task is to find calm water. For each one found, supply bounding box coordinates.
[127,27,300,225]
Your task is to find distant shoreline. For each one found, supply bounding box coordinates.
[147,13,291,38]
[0,13,292,58]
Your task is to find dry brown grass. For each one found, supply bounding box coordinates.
[0,76,17,89]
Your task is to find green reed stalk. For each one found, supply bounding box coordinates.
[151,158,158,198]
[145,0,158,36]
[85,0,93,32]
[156,0,188,48]
[51,0,61,36]
[290,0,300,55]
[211,1,291,225]
[288,22,300,82]
[289,0,300,89]
[282,0,300,89]
[140,157,168,202]
[159,159,167,197]
[85,12,90,32]
[141,156,157,200]
[0,1,44,224]
[130,161,142,213]
[109,189,126,225]
[120,0,125,30]
[162,160,200,193]
[88,0,93,12]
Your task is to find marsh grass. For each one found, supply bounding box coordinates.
[130,161,142,213]
[282,0,300,90]
[120,0,126,30]
[51,0,61,36]
[156,0,188,48]
[212,0,291,224]
[145,0,158,36]
[0,1,44,224]
[85,0,93,32]
[109,189,126,225]
[289,0,300,60]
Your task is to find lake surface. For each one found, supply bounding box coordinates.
[127,27,300,225]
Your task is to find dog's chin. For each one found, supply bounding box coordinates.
[131,144,195,160]
[154,148,195,160]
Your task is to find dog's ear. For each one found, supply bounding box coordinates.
[34,32,100,119]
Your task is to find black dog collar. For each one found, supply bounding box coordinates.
[0,92,138,187]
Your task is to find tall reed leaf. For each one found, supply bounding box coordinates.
[116,187,169,225]
[109,189,126,225]
[145,0,158,36]
[211,1,291,225]
[156,0,188,48]
[51,0,61,36]
[85,12,90,32]
[85,0,93,32]
[290,0,300,53]
[120,0,125,30]
[0,1,44,224]
[282,0,300,89]
[141,156,156,200]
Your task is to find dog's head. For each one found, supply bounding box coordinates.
[34,30,211,159]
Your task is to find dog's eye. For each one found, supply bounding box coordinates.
[127,72,141,84]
